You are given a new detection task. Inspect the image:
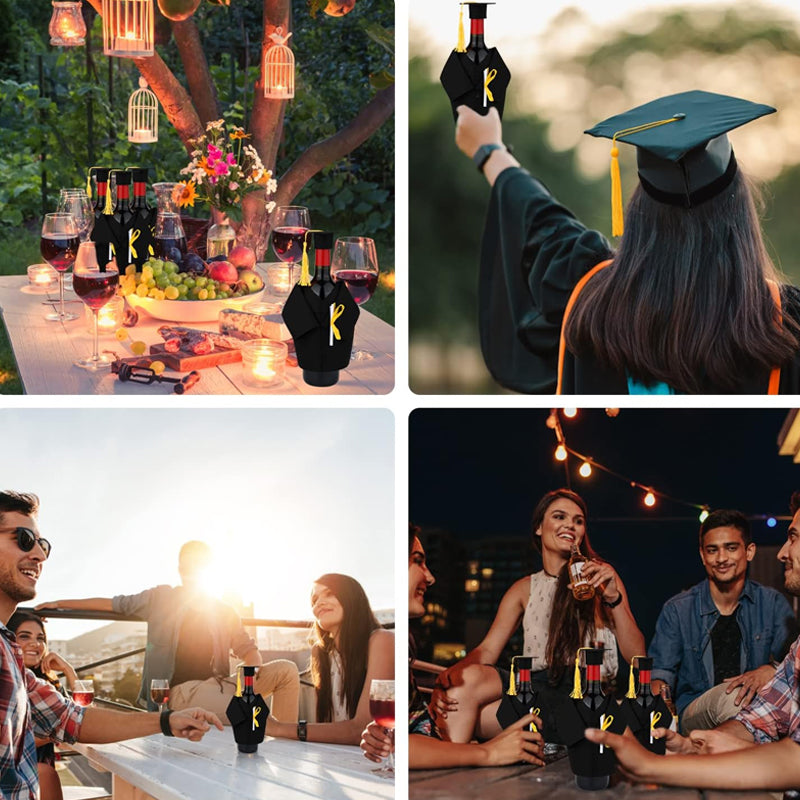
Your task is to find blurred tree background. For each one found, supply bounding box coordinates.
[410,3,800,394]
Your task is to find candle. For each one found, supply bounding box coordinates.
[242,339,287,389]
[265,262,300,296]
[130,128,153,143]
[86,296,124,335]
[27,264,58,289]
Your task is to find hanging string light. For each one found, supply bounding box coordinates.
[263,26,295,99]
[643,491,656,508]
[579,461,592,478]
[103,0,155,57]
[698,507,710,523]
[49,2,87,46]
[563,408,578,419]
[128,77,158,143]
[554,444,568,462]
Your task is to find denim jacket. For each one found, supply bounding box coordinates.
[113,585,257,710]
[649,578,797,717]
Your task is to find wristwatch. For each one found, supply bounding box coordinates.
[473,143,505,173]
[602,592,623,608]
[297,719,307,742]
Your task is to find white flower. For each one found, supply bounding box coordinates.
[193,169,206,182]
[179,165,194,175]
[265,178,277,195]
[265,200,276,213]
[206,119,225,131]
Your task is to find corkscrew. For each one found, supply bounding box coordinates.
[112,361,200,394]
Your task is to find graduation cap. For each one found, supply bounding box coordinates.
[440,2,511,121]
[585,90,775,236]
[87,166,111,203]
[226,666,269,754]
[283,231,360,387]
[618,656,671,755]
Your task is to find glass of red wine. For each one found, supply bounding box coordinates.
[73,242,120,371]
[72,679,94,707]
[58,189,94,243]
[150,678,170,712]
[369,679,395,777]
[41,212,80,322]
[331,237,380,360]
[271,206,310,263]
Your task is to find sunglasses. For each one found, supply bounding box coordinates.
[4,527,51,559]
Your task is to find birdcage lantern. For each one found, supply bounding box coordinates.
[128,77,158,143]
[263,27,295,99]
[49,2,86,46]
[102,0,154,57]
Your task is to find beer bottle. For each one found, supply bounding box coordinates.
[569,544,595,601]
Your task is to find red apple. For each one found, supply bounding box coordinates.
[208,261,238,283]
[324,0,356,15]
[228,244,256,270]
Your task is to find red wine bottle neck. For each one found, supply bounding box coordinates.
[132,183,149,209]
[468,20,486,55]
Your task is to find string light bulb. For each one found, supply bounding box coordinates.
[555,444,567,462]
[767,517,777,528]
[644,491,656,508]
[579,461,592,478]
[699,508,709,523]
[563,408,577,418]
[545,413,558,430]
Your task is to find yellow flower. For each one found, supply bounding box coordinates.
[229,128,251,140]
[198,157,215,176]
[175,181,197,208]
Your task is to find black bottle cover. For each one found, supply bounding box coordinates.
[226,666,270,754]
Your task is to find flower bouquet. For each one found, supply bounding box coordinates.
[176,119,277,223]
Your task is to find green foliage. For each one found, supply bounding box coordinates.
[112,669,142,707]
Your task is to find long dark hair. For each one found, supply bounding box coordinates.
[531,489,610,684]
[565,172,798,393]
[310,574,380,722]
[7,611,56,685]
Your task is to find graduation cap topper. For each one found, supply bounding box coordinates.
[585,90,776,236]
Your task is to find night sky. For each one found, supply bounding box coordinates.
[409,408,800,643]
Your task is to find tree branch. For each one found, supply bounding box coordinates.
[274,84,394,206]
[170,18,220,125]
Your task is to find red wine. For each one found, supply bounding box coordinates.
[72,691,94,706]
[151,688,170,705]
[272,226,307,262]
[334,270,378,304]
[73,270,119,310]
[369,698,395,729]
[41,235,79,272]
[154,237,187,259]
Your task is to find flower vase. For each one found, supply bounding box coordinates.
[207,208,236,259]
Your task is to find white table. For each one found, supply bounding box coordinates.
[74,728,393,800]
[0,276,394,394]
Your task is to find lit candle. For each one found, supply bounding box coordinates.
[265,262,299,296]
[130,128,152,143]
[242,339,287,388]
[87,296,124,335]
[27,264,58,288]
[252,359,276,381]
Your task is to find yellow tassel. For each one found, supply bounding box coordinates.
[104,170,115,216]
[626,655,645,699]
[455,4,466,52]
[508,656,517,696]
[236,667,242,697]
[610,145,623,237]
[570,653,583,699]
[86,169,93,201]
[299,237,311,287]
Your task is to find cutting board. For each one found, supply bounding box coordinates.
[148,343,242,371]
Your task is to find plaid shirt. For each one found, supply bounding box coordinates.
[736,635,800,743]
[1,624,85,799]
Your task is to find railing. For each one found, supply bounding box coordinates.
[411,658,443,696]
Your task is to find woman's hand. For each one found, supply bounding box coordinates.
[361,720,393,763]
[41,652,73,675]
[584,728,661,782]
[479,713,544,767]
[455,106,503,159]
[428,664,465,723]
[581,560,621,604]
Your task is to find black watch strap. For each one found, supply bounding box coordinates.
[160,709,174,737]
[297,719,307,742]
[473,143,504,173]
[602,592,623,609]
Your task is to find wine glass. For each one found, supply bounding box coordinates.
[72,679,94,707]
[73,242,120,371]
[41,212,80,322]
[368,679,395,777]
[271,206,310,264]
[58,188,94,242]
[150,678,170,712]
[331,236,380,360]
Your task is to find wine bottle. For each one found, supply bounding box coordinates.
[238,665,258,754]
[633,656,653,707]
[576,647,609,791]
[130,168,150,216]
[569,544,595,601]
[310,231,335,300]
[91,167,112,267]
[113,170,134,228]
[465,6,489,64]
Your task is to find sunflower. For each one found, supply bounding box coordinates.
[174,181,197,208]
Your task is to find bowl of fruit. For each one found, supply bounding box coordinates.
[122,249,265,323]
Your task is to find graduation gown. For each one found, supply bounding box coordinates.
[559,695,627,779]
[282,282,360,373]
[226,694,270,753]
[496,688,555,742]
[440,48,510,121]
[619,695,672,755]
[479,166,800,394]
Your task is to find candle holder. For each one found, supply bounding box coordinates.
[263,262,300,296]
[242,301,282,316]
[25,264,58,293]
[86,295,124,335]
[49,1,87,46]
[241,339,287,388]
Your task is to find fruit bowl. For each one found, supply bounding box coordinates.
[126,289,266,323]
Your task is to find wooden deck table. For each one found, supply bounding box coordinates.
[0,275,394,394]
[73,727,393,800]
[410,751,778,800]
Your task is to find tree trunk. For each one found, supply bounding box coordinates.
[170,18,221,126]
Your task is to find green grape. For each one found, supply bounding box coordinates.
[164,285,179,300]
[183,277,196,289]
[197,288,209,300]
[207,290,216,300]
[196,277,208,288]
[178,284,188,296]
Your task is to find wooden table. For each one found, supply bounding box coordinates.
[74,728,393,800]
[0,275,394,394]
[410,751,778,800]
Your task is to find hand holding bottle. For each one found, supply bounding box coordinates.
[580,559,622,605]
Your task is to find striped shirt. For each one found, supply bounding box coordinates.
[736,636,800,743]
[1,624,85,799]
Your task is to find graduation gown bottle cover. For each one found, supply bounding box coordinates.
[226,666,269,754]
[282,231,360,387]
[440,2,511,121]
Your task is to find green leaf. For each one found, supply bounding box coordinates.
[307,0,328,18]
[369,69,395,90]
[361,22,395,56]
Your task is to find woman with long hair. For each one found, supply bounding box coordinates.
[266,574,393,744]
[7,610,79,800]
[430,489,645,745]
[456,91,800,394]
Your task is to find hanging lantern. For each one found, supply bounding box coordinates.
[103,0,155,57]
[263,27,295,99]
[128,77,158,143]
[49,2,87,46]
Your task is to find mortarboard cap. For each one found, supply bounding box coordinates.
[464,2,494,19]
[129,167,149,183]
[584,90,776,235]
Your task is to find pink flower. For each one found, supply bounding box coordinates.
[229,182,239,191]
[210,176,218,184]
[207,144,222,159]
[214,161,230,176]
[226,153,237,166]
